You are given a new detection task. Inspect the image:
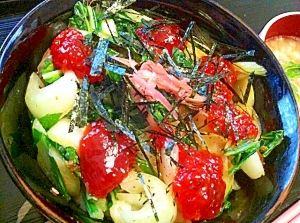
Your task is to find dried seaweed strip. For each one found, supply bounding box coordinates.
[179,117,198,149]
[135,136,157,177]
[137,172,159,222]
[189,24,214,55]
[222,50,255,60]
[243,74,254,104]
[188,114,208,150]
[169,155,183,168]
[172,21,195,58]
[140,6,180,24]
[78,76,90,128]
[90,38,109,76]
[164,139,176,156]
[161,49,183,77]
[115,120,136,142]
[99,84,116,100]
[68,92,80,133]
[104,62,126,75]
[121,84,131,126]
[119,31,155,58]
[204,82,215,111]
[225,101,241,142]
[89,84,114,125]
[190,59,201,78]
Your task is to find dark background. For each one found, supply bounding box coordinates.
[0,0,300,222]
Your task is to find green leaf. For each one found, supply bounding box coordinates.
[40,58,62,84]
[69,1,91,31]
[47,136,79,167]
[136,157,157,176]
[283,62,300,78]
[108,70,123,82]
[65,147,79,165]
[172,48,193,68]
[38,113,62,130]
[37,134,71,201]
[225,140,260,174]
[259,130,284,157]
[224,140,260,156]
[41,58,55,74]
[225,130,284,174]
[150,102,169,122]
[107,187,120,209]
[290,81,300,105]
[42,70,63,84]
[82,186,107,220]
[32,128,44,145]
[229,149,257,174]
[32,118,47,144]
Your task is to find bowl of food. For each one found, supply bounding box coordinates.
[260,11,300,105]
[0,0,299,223]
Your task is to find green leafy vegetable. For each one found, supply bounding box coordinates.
[82,188,107,220]
[225,130,284,174]
[281,62,300,105]
[38,113,62,130]
[136,156,157,176]
[42,70,63,84]
[37,134,72,201]
[107,70,123,82]
[259,130,284,158]
[150,102,169,122]
[69,1,99,32]
[225,140,260,174]
[283,62,300,78]
[41,58,55,74]
[41,57,62,84]
[172,48,194,68]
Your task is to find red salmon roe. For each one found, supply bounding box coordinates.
[79,119,136,198]
[136,21,185,56]
[201,56,239,102]
[50,28,102,83]
[173,145,226,221]
[207,96,258,143]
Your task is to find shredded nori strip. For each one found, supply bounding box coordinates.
[243,74,254,104]
[188,114,208,150]
[78,76,90,128]
[137,172,159,222]
[161,49,183,77]
[104,62,126,75]
[90,38,110,76]
[69,93,80,133]
[89,84,115,126]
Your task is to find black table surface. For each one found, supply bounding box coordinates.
[0,0,299,222]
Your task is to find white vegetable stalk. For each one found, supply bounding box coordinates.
[241,152,265,179]
[25,71,78,119]
[47,118,86,151]
[110,171,177,223]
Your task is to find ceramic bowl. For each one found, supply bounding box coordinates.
[259,12,300,41]
[0,1,299,222]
